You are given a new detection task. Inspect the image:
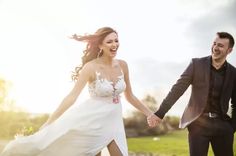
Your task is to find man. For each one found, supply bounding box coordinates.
[148,32,236,156]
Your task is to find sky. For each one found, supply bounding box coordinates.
[0,0,236,116]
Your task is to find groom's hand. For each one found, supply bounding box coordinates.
[147,114,162,127]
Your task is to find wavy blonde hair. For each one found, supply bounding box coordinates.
[71,27,117,81]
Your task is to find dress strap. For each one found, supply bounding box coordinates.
[95,71,102,80]
[116,60,124,75]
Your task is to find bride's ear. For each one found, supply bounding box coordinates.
[98,42,102,48]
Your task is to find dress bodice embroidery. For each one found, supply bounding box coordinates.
[88,71,126,98]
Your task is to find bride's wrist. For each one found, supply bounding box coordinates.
[145,111,153,117]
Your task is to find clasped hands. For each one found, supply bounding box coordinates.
[147,114,162,127]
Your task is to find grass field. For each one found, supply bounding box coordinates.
[127,130,236,156]
[0,130,235,156]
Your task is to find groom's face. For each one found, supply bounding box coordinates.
[211,36,232,61]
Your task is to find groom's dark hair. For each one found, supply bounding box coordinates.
[217,32,235,48]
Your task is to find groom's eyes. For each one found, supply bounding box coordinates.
[213,42,224,47]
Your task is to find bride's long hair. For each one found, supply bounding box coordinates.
[71,27,117,81]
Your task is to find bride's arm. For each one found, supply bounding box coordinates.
[119,60,153,117]
[41,63,93,128]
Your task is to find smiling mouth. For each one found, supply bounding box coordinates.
[213,50,220,55]
[214,52,220,56]
[110,48,117,53]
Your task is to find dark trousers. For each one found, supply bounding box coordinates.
[187,115,234,156]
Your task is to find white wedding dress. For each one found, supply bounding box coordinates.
[1,71,128,156]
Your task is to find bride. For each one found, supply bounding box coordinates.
[1,27,154,156]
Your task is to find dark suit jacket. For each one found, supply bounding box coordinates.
[155,56,236,130]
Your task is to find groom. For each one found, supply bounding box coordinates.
[148,32,235,156]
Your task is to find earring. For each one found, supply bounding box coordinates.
[97,49,102,58]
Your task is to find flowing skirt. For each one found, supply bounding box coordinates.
[1,97,128,156]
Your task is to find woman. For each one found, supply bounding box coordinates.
[1,27,153,156]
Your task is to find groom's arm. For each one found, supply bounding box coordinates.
[231,74,236,132]
[154,59,194,119]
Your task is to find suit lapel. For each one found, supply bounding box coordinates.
[204,56,211,86]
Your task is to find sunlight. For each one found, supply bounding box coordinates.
[1,0,235,116]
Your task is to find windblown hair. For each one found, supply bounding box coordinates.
[71,27,117,81]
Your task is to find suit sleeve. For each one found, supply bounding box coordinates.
[231,73,236,132]
[155,59,194,119]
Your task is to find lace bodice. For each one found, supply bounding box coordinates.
[88,71,126,98]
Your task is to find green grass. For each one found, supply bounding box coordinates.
[1,130,235,155]
[127,130,236,156]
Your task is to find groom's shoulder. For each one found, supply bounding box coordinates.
[191,55,210,63]
[227,62,236,72]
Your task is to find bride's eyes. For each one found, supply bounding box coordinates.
[106,39,119,44]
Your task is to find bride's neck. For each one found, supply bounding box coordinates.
[98,56,114,66]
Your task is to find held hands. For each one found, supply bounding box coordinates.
[147,114,162,127]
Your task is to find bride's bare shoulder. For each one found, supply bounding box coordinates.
[116,59,128,70]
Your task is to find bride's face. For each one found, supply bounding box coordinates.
[100,32,119,58]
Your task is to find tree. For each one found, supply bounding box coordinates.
[0,78,9,109]
[0,78,16,111]
[124,94,162,137]
[141,94,159,111]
